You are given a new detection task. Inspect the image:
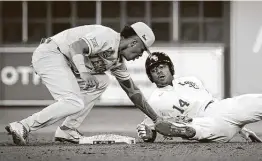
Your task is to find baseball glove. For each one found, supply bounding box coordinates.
[137,124,157,142]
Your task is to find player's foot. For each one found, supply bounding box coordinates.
[54,126,84,144]
[155,120,196,139]
[5,122,29,145]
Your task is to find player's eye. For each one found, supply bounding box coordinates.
[151,67,157,73]
[130,40,137,47]
[158,64,164,69]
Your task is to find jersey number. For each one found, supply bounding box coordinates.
[179,99,190,107]
[173,99,190,113]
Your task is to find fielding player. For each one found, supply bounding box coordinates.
[137,52,261,143]
[6,22,163,145]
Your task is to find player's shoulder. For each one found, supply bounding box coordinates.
[147,85,160,100]
[80,24,118,36]
[93,25,119,36]
[175,76,201,83]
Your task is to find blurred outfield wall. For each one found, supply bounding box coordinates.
[231,1,262,96]
[0,46,224,106]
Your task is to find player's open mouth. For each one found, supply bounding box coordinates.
[158,75,165,80]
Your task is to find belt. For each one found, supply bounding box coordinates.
[40,37,63,54]
[204,100,214,110]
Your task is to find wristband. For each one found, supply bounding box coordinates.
[72,54,88,73]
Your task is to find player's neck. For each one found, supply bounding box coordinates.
[156,82,173,88]
[118,37,127,52]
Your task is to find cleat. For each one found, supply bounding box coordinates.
[54,126,84,144]
[6,122,29,145]
[155,120,196,138]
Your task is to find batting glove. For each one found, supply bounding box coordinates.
[136,124,157,143]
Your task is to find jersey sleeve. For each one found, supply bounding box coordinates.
[80,28,110,56]
[110,62,131,81]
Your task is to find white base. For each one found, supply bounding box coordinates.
[79,134,136,145]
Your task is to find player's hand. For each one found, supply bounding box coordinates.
[80,72,99,89]
[174,115,193,124]
[136,124,157,142]
[239,128,262,142]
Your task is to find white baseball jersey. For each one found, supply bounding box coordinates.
[51,25,130,80]
[141,76,215,128]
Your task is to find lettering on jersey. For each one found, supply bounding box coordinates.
[90,37,98,48]
[100,47,115,59]
[178,81,199,89]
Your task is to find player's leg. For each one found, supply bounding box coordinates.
[225,94,262,125]
[54,74,110,143]
[155,116,239,142]
[199,94,262,142]
[6,44,84,145]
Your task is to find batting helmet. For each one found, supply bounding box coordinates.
[145,52,175,82]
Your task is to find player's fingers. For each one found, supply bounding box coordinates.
[137,126,146,131]
[91,80,96,87]
[138,131,146,136]
[138,131,146,138]
[86,81,95,88]
[93,77,99,87]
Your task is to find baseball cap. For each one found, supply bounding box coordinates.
[131,22,155,55]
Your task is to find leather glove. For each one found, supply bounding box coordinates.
[136,124,157,143]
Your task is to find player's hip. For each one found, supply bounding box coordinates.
[32,39,63,63]
[192,117,241,142]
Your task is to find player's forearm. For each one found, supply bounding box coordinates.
[129,92,158,122]
[118,78,159,121]
[69,40,90,73]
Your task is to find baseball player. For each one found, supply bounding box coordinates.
[5,22,162,145]
[137,52,261,143]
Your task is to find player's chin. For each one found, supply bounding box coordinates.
[122,55,132,61]
[157,80,169,86]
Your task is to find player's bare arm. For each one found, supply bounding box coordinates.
[118,78,159,122]
[69,39,98,87]
[69,39,89,57]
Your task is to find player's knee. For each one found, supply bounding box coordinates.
[63,94,85,110]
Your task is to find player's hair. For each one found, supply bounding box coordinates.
[120,25,137,39]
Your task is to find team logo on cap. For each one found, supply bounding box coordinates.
[142,34,147,41]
